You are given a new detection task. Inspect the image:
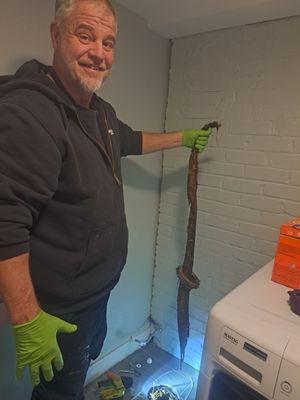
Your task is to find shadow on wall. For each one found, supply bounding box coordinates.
[122,157,185,190]
[122,156,214,192]
[122,155,214,249]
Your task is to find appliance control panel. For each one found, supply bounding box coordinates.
[274,359,300,400]
[219,327,282,398]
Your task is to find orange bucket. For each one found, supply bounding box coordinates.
[272,219,300,288]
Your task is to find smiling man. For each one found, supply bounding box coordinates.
[51,0,116,106]
[0,1,212,399]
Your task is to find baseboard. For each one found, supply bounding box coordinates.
[85,324,151,385]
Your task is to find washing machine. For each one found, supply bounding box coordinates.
[196,259,300,400]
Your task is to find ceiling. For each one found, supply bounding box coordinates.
[115,0,300,38]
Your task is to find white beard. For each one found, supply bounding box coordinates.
[77,75,104,93]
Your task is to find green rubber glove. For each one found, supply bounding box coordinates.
[182,128,212,152]
[13,310,77,387]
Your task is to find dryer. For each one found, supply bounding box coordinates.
[197,259,300,400]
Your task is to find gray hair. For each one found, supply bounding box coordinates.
[55,0,117,28]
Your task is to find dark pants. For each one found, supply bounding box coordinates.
[31,294,110,400]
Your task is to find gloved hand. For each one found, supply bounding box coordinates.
[13,310,77,386]
[182,128,212,152]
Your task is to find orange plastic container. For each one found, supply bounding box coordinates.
[272,219,300,288]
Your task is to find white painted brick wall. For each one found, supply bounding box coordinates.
[152,16,300,369]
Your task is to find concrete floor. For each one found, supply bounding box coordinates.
[84,341,199,400]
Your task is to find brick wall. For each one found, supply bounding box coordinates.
[152,16,300,368]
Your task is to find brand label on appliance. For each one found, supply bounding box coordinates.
[224,331,239,345]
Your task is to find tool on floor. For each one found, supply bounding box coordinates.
[118,369,135,375]
[97,371,133,400]
[147,385,179,400]
[128,361,142,376]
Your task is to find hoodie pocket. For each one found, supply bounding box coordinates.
[85,221,116,258]
[70,218,125,300]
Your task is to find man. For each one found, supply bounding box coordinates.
[0,0,212,399]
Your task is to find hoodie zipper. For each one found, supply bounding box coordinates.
[102,110,120,184]
[44,68,121,184]
[75,112,121,186]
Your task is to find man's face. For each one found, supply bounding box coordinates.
[51,0,116,98]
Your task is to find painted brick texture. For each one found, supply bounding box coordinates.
[152,16,300,368]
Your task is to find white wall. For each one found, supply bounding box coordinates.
[96,0,170,371]
[152,16,300,369]
[0,1,170,399]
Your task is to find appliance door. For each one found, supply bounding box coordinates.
[209,372,269,400]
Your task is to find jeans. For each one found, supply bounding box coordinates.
[31,294,110,400]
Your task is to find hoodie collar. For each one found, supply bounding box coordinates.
[0,59,77,112]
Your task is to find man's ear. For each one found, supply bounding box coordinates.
[50,22,60,49]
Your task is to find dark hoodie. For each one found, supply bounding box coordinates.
[0,60,142,314]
